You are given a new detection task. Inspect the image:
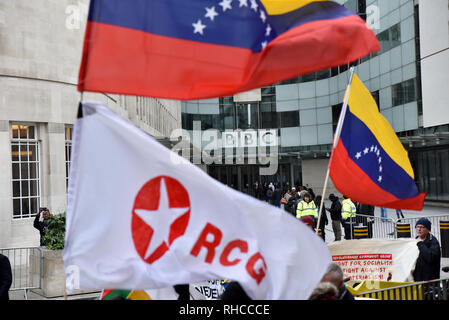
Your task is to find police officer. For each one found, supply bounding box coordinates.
[296,192,318,225]
[341,195,356,240]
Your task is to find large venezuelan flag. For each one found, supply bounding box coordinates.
[78,0,379,100]
[329,73,425,210]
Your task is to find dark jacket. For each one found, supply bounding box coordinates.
[33,214,50,246]
[0,254,12,300]
[357,203,374,216]
[328,199,342,221]
[284,196,297,216]
[339,285,355,300]
[413,233,441,281]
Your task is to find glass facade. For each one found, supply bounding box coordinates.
[410,147,449,202]
[180,0,449,201]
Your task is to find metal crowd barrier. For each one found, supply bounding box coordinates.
[354,278,449,300]
[349,214,449,241]
[392,215,449,242]
[347,214,396,240]
[0,247,42,299]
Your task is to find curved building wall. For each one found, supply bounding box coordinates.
[181,0,422,198]
[0,1,181,247]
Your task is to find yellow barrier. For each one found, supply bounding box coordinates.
[348,280,423,300]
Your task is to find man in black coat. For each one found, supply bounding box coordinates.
[413,218,441,281]
[0,254,12,300]
[326,194,342,241]
[33,207,51,246]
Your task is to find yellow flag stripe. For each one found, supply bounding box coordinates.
[260,0,327,15]
[347,74,414,179]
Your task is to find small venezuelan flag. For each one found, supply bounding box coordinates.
[78,0,379,100]
[330,73,425,210]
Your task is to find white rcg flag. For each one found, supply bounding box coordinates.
[63,101,331,299]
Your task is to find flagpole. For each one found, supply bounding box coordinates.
[315,67,355,236]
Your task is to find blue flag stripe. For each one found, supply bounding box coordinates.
[340,109,420,200]
[88,0,354,52]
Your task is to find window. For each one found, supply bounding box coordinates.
[236,103,259,130]
[11,124,40,219]
[332,104,343,133]
[65,126,72,189]
[392,79,416,107]
[371,90,380,110]
[280,111,299,127]
[377,23,401,54]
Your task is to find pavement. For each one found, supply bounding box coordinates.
[8,203,449,300]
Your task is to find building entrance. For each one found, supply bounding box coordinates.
[207,164,294,196]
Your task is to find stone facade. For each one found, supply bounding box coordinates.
[0,0,181,248]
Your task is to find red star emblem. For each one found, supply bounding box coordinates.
[131,176,190,264]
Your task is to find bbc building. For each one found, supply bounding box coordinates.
[181,0,449,203]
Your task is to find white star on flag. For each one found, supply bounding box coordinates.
[370,145,374,152]
[363,147,369,155]
[219,0,232,12]
[260,10,266,22]
[379,165,383,172]
[355,152,361,159]
[134,178,190,260]
[378,176,382,182]
[192,19,206,35]
[204,7,218,21]
[261,41,267,50]
[376,150,380,157]
[378,157,382,164]
[250,0,258,11]
[239,0,248,7]
[265,24,272,36]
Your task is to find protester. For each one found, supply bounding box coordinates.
[283,189,292,202]
[285,191,298,216]
[341,196,357,240]
[357,203,375,238]
[298,186,308,200]
[300,215,315,231]
[413,218,441,281]
[326,194,342,241]
[314,195,328,241]
[296,192,317,222]
[33,207,51,246]
[320,262,354,300]
[273,183,282,208]
[265,183,274,204]
[0,253,12,300]
[307,187,316,201]
[309,282,339,300]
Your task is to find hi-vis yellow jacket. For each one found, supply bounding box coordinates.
[341,198,357,219]
[296,200,317,218]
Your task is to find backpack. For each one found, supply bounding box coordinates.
[266,189,273,198]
